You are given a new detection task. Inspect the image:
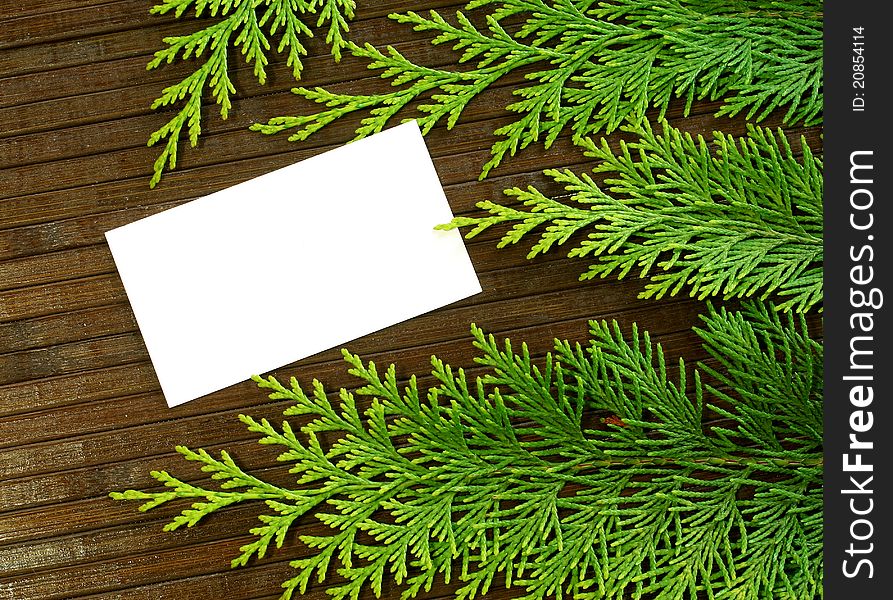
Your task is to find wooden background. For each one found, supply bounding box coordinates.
[0,2,821,599]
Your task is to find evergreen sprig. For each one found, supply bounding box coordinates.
[252,0,822,178]
[440,120,823,312]
[146,0,357,187]
[112,301,823,599]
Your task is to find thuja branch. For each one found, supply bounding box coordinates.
[146,0,357,187]
[252,0,822,178]
[441,120,823,312]
[112,301,822,599]
[556,454,824,470]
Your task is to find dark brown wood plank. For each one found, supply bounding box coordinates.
[1,1,123,21]
[0,1,175,51]
[0,204,180,261]
[0,362,157,416]
[0,304,137,353]
[0,245,114,291]
[0,19,176,78]
[0,273,127,322]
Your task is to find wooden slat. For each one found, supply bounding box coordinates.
[0,362,157,416]
[0,19,186,78]
[0,273,127,322]
[0,1,176,51]
[1,1,125,21]
[0,245,115,290]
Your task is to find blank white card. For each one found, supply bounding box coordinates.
[106,122,482,407]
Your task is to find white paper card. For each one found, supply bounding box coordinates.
[106,122,481,407]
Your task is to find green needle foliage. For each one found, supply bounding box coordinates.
[252,0,822,178]
[440,120,823,312]
[112,301,822,599]
[146,0,357,187]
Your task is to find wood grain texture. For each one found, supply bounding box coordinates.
[0,2,821,599]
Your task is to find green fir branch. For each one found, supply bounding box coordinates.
[146,0,357,187]
[440,120,823,312]
[112,301,823,599]
[252,0,822,178]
